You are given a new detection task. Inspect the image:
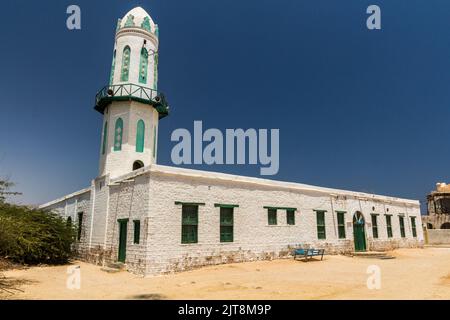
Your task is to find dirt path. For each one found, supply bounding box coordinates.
[1,247,449,300]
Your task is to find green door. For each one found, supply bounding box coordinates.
[118,219,128,262]
[353,212,367,252]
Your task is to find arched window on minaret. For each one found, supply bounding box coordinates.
[136,119,145,152]
[114,118,123,151]
[110,50,116,85]
[120,46,131,82]
[139,48,148,84]
[102,121,108,154]
[153,53,158,90]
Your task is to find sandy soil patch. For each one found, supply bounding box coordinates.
[1,247,449,300]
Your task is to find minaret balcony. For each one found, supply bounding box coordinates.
[94,84,169,119]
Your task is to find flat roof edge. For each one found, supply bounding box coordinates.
[39,187,91,209]
[148,165,420,206]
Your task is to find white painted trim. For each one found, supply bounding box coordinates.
[89,181,96,248]
[103,184,111,250]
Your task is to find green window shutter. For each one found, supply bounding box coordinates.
[136,120,145,153]
[337,212,346,239]
[139,48,148,84]
[114,118,123,151]
[220,207,234,242]
[411,217,417,238]
[220,208,233,226]
[182,225,197,243]
[110,50,116,85]
[220,226,233,242]
[286,209,295,225]
[268,209,277,225]
[371,214,379,239]
[399,216,406,238]
[386,215,393,238]
[316,211,326,239]
[181,205,198,244]
[120,46,131,82]
[102,121,108,155]
[133,220,140,244]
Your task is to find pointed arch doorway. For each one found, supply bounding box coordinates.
[353,211,367,252]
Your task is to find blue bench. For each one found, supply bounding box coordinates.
[293,248,325,261]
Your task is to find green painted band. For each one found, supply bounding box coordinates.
[264,206,297,211]
[175,201,205,206]
[214,204,239,208]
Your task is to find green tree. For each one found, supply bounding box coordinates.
[0,179,76,264]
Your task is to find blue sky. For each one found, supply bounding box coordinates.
[1,0,450,211]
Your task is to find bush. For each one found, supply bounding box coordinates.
[0,203,76,265]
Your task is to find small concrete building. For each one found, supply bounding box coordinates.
[40,7,424,276]
[422,183,450,229]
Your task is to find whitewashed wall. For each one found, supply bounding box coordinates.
[40,165,423,276]
[144,166,423,275]
[99,101,159,178]
[105,173,151,274]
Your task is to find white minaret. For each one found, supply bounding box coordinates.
[95,7,169,179]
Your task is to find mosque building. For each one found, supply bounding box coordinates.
[40,7,423,275]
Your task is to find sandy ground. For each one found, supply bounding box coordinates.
[1,247,449,300]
